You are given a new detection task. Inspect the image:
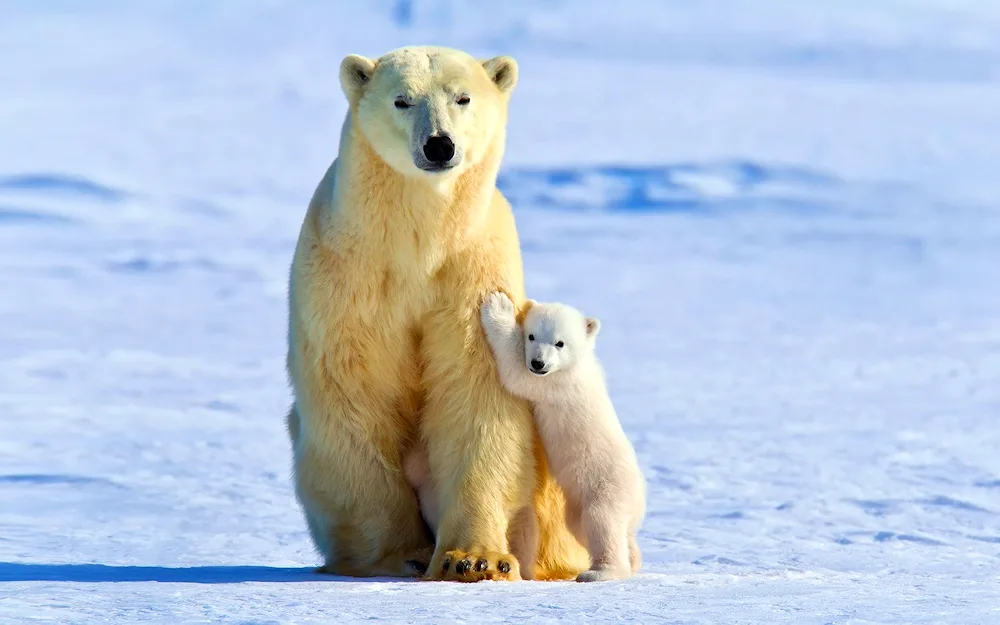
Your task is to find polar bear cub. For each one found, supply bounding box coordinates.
[480,292,646,582]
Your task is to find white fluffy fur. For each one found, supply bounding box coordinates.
[480,293,647,582]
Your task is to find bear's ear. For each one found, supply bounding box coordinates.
[481,56,518,94]
[585,317,601,339]
[340,54,376,102]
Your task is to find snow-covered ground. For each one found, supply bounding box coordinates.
[2,1,1000,623]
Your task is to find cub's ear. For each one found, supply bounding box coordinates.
[517,298,537,322]
[585,317,601,339]
[340,54,376,102]
[481,56,518,94]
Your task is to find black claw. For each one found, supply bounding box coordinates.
[441,558,451,574]
[475,558,489,572]
[455,558,473,575]
[498,561,511,574]
[406,559,428,575]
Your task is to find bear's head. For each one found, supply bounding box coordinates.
[521,302,600,377]
[339,46,518,179]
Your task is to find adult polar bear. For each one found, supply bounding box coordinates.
[285,46,589,582]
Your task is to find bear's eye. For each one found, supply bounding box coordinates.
[456,94,470,105]
[394,97,411,109]
[528,334,535,341]
[555,341,564,348]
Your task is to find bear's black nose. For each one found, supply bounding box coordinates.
[423,135,455,163]
[530,359,545,372]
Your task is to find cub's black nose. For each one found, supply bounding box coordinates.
[530,359,545,372]
[423,135,455,163]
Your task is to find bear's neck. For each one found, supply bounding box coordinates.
[331,117,503,255]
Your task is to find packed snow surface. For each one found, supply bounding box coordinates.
[2,2,999,623]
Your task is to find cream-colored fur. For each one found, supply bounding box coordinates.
[400,442,442,539]
[286,45,589,582]
[403,433,546,581]
[480,293,647,582]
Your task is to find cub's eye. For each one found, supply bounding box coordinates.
[555,341,565,348]
[394,97,411,109]
[528,334,535,341]
[456,94,470,105]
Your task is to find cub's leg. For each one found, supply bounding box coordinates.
[575,506,632,582]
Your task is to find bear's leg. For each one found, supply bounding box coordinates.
[419,383,533,582]
[628,531,642,573]
[288,405,335,559]
[575,507,632,583]
[508,505,539,581]
[290,400,433,578]
[419,306,537,581]
[402,442,441,536]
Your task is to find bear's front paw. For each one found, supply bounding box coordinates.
[481,291,516,327]
[429,549,521,582]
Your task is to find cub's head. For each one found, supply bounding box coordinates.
[339,46,518,179]
[521,302,600,377]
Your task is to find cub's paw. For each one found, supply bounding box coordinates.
[481,292,516,327]
[576,567,631,583]
[431,549,521,582]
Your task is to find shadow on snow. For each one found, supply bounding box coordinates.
[0,562,412,584]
